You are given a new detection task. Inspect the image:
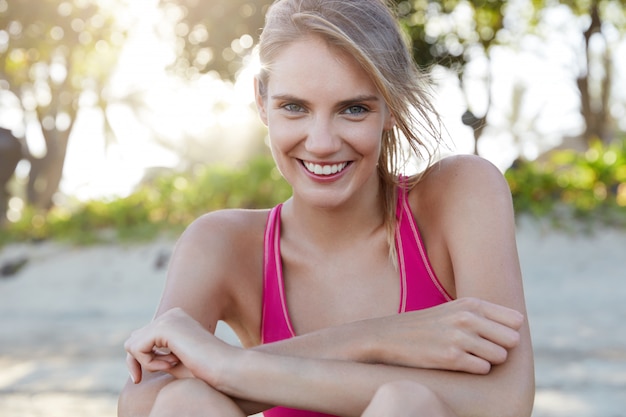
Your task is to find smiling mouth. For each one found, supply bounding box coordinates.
[302,161,350,176]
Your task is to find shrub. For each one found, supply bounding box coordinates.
[506,138,626,227]
[3,138,626,246]
[0,155,291,245]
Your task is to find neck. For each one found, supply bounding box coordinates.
[282,180,385,250]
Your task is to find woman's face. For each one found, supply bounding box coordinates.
[255,36,395,209]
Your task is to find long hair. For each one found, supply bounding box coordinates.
[257,0,443,261]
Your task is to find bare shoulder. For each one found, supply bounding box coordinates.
[156,209,269,335]
[180,208,269,251]
[172,208,269,289]
[418,154,509,194]
[410,154,512,217]
[169,209,268,280]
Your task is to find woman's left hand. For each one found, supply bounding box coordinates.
[124,307,232,384]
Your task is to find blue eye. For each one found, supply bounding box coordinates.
[343,105,367,115]
[283,103,305,112]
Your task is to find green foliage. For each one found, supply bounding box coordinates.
[5,138,626,247]
[0,155,292,246]
[506,138,626,227]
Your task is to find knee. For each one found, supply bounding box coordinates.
[373,380,433,406]
[151,378,244,417]
[363,381,452,417]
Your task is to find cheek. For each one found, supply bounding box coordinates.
[343,123,383,157]
[267,121,299,170]
[267,116,301,148]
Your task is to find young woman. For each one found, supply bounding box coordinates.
[119,0,535,416]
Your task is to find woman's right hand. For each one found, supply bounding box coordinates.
[359,297,524,374]
[124,307,237,385]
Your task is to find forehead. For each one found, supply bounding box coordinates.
[265,36,379,98]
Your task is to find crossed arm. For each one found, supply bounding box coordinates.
[119,156,535,417]
[123,298,532,416]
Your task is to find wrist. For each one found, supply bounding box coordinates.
[351,318,383,363]
[188,336,242,389]
[213,348,262,398]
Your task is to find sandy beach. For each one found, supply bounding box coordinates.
[1,218,625,417]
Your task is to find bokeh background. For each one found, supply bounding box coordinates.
[1,0,626,416]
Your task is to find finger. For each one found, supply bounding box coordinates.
[448,305,520,366]
[458,352,492,375]
[465,334,510,367]
[152,346,172,355]
[478,319,521,350]
[144,357,179,372]
[478,300,524,330]
[152,346,181,366]
[126,353,143,384]
[154,353,181,367]
[440,343,492,374]
[127,343,175,374]
[460,317,520,366]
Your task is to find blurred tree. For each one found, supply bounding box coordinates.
[541,0,626,145]
[394,0,507,155]
[0,127,21,224]
[159,0,271,81]
[396,0,623,148]
[0,0,127,212]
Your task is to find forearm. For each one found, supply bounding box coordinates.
[251,299,527,374]
[210,339,534,417]
[251,317,372,362]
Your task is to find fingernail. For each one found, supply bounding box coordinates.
[129,372,136,384]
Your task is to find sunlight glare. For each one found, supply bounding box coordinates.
[61,0,265,201]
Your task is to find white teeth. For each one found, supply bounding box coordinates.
[303,161,348,176]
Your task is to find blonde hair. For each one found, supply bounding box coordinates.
[257,0,443,260]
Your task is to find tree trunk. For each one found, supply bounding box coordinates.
[0,128,23,224]
[26,126,72,210]
[578,0,612,144]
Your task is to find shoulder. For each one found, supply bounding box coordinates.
[407,157,522,306]
[173,208,270,280]
[409,154,512,219]
[182,208,270,248]
[157,209,270,320]
[416,154,509,193]
[407,154,516,259]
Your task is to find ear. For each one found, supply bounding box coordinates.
[254,76,268,126]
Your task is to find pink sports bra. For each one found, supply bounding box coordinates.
[260,185,453,416]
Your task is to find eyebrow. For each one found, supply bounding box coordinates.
[337,95,380,107]
[270,94,311,106]
[270,94,380,107]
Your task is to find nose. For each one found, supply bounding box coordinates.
[304,116,341,156]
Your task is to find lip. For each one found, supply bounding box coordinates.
[299,159,352,182]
